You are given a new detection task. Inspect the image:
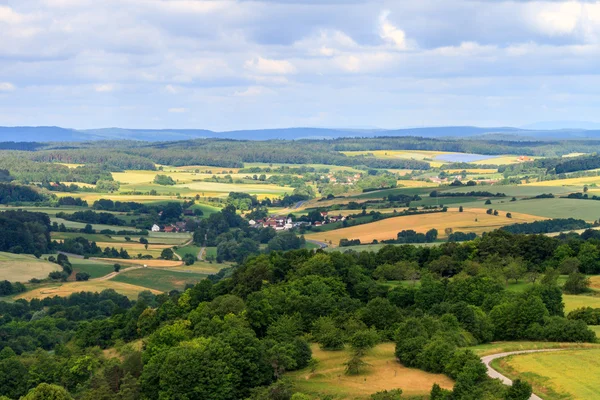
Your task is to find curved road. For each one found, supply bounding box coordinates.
[481,349,564,400]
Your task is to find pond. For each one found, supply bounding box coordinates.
[434,153,494,163]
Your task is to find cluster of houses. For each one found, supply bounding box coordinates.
[323,173,362,185]
[151,221,187,233]
[249,211,347,231]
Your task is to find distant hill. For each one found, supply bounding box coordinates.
[1,125,600,142]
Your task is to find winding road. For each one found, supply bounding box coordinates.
[481,349,564,400]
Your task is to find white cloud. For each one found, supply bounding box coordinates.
[168,107,188,113]
[0,82,16,92]
[95,84,115,92]
[379,10,408,50]
[244,56,296,75]
[164,84,180,94]
[234,86,273,97]
[527,2,582,36]
[0,6,25,24]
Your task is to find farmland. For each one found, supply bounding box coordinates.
[0,252,60,282]
[111,268,207,292]
[288,343,454,399]
[491,349,600,400]
[306,208,543,246]
[16,280,161,300]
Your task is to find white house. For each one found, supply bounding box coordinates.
[151,224,160,232]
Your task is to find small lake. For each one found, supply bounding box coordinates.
[434,153,494,163]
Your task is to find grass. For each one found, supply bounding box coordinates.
[287,343,454,399]
[174,244,202,259]
[111,268,207,292]
[491,348,600,400]
[70,258,116,279]
[306,208,543,246]
[563,294,600,313]
[488,198,600,221]
[469,341,600,357]
[16,280,160,300]
[438,185,577,197]
[0,252,61,282]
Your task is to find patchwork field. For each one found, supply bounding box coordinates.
[0,252,61,282]
[288,343,454,399]
[306,208,543,246]
[492,349,600,400]
[16,280,161,300]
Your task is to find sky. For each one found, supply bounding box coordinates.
[1,0,600,131]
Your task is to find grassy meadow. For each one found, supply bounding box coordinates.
[0,252,61,282]
[111,268,207,292]
[491,349,600,400]
[288,343,454,399]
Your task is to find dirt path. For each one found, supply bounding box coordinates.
[481,349,564,400]
[198,247,206,261]
[306,239,328,249]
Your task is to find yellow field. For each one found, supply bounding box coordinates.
[397,180,438,188]
[444,168,498,174]
[98,258,183,267]
[59,163,85,168]
[472,156,535,165]
[288,343,454,399]
[16,280,160,300]
[523,175,600,188]
[0,253,61,282]
[563,294,600,313]
[306,208,544,246]
[96,242,172,258]
[495,349,600,400]
[341,150,449,168]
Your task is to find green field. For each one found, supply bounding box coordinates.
[491,348,600,400]
[490,198,600,221]
[0,252,61,282]
[50,217,132,232]
[438,185,578,197]
[111,268,207,292]
[70,258,117,279]
[174,244,202,259]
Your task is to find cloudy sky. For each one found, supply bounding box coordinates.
[1,0,600,130]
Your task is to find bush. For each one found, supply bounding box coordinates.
[75,272,90,281]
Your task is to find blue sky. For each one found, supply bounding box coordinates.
[1,0,599,130]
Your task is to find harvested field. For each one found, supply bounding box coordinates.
[16,280,159,300]
[0,252,61,282]
[306,208,543,246]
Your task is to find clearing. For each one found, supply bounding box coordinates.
[0,252,61,282]
[288,343,454,399]
[306,208,543,246]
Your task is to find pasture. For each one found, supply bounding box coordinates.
[490,198,600,221]
[287,343,454,399]
[0,252,61,282]
[306,208,543,246]
[437,185,577,197]
[69,258,116,279]
[111,268,207,292]
[492,348,600,400]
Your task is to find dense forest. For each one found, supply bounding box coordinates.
[0,210,52,255]
[1,228,599,399]
[0,183,47,204]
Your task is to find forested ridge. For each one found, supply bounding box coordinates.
[0,228,599,399]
